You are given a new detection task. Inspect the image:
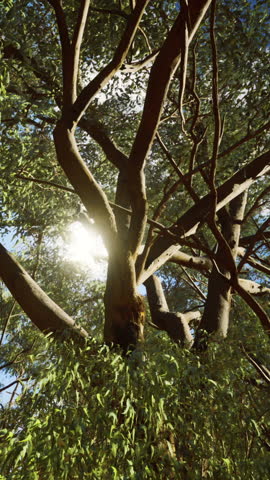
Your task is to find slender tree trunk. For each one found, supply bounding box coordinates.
[195,191,248,344]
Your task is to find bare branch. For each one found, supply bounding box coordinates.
[0,347,32,371]
[121,49,159,73]
[240,232,270,247]
[0,301,16,346]
[0,377,29,395]
[180,266,207,300]
[15,174,75,193]
[243,185,270,222]
[243,256,270,277]
[156,133,200,203]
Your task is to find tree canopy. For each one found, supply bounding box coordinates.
[0,0,270,478]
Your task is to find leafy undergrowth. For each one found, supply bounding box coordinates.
[0,333,269,480]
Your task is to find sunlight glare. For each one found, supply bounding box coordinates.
[61,221,108,279]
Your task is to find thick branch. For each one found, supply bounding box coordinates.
[46,0,72,105]
[233,280,270,337]
[170,251,211,272]
[170,251,270,295]
[47,0,70,52]
[145,275,195,345]
[128,0,211,172]
[238,279,270,296]
[53,122,117,250]
[0,244,88,339]
[142,150,270,282]
[127,0,211,258]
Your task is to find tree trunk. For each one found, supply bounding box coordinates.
[195,191,248,344]
[104,250,145,352]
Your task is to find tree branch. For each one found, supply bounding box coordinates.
[219,119,270,159]
[128,0,212,174]
[0,244,88,339]
[69,0,150,126]
[46,0,70,52]
[142,150,270,282]
[79,117,128,170]
[69,0,91,103]
[241,344,270,385]
[144,275,195,345]
[238,217,270,272]
[53,122,118,250]
[234,280,270,337]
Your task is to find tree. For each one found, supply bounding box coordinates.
[0,0,270,477]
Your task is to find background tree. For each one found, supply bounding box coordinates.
[0,0,270,477]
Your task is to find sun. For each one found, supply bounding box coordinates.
[61,221,108,278]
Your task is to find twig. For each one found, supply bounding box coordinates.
[238,217,270,272]
[180,267,207,300]
[156,132,200,203]
[241,343,270,385]
[0,301,16,346]
[0,377,29,394]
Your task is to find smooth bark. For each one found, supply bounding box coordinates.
[0,244,88,339]
[141,150,270,283]
[144,275,197,346]
[195,191,248,345]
